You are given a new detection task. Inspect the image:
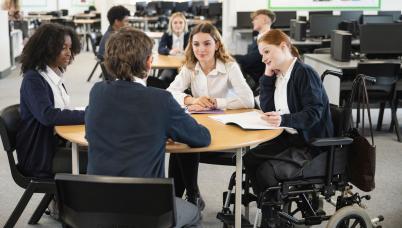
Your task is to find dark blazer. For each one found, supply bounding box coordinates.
[259,60,334,145]
[16,70,85,177]
[97,26,113,60]
[158,32,190,55]
[85,80,211,178]
[235,39,265,84]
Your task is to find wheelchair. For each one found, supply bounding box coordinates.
[217,71,383,228]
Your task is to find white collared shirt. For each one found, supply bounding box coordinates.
[172,33,184,52]
[167,60,254,110]
[274,58,298,134]
[38,66,70,109]
[133,76,147,86]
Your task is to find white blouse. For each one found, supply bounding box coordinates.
[38,66,70,109]
[167,60,254,110]
[274,57,297,134]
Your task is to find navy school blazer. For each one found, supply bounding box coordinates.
[259,60,334,145]
[16,70,85,177]
[158,32,190,55]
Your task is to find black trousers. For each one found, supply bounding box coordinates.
[168,153,200,198]
[244,132,306,195]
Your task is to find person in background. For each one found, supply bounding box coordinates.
[243,29,333,227]
[167,22,254,209]
[85,27,211,228]
[2,0,21,20]
[97,5,130,60]
[158,12,190,83]
[17,23,86,178]
[234,9,276,87]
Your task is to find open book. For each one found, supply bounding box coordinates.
[209,111,282,130]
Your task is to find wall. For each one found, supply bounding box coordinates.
[0,10,11,77]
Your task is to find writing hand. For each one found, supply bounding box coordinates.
[261,111,282,127]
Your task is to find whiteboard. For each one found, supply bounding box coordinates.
[268,0,381,10]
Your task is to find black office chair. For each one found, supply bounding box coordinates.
[356,62,400,132]
[86,32,103,82]
[0,104,55,228]
[55,174,176,228]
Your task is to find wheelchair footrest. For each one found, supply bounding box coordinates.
[216,212,254,227]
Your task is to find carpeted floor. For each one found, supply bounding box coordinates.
[0,52,401,227]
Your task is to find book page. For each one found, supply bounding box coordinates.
[209,111,281,130]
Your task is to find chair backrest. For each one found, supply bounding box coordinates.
[55,174,176,228]
[357,62,400,91]
[0,104,20,152]
[88,32,102,56]
[0,104,32,187]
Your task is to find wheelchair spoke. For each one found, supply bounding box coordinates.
[350,219,360,228]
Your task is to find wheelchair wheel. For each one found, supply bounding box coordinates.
[326,205,371,228]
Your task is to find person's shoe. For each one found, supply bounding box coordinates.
[46,198,60,221]
[186,194,205,211]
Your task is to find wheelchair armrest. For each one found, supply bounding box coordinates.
[309,137,353,147]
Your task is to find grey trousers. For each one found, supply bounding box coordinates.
[175,197,202,228]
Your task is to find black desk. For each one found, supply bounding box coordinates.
[304,53,402,105]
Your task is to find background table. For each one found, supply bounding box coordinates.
[151,54,185,70]
[55,109,283,228]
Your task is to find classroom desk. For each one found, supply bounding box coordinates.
[145,31,163,40]
[304,53,402,105]
[55,109,283,228]
[128,16,159,31]
[151,54,185,70]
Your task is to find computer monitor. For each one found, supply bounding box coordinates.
[174,2,189,13]
[160,2,175,12]
[308,10,333,19]
[378,11,401,21]
[236,12,252,28]
[208,2,222,17]
[309,15,342,38]
[272,11,297,28]
[361,15,394,24]
[340,11,363,22]
[360,23,402,58]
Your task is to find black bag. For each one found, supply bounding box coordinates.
[345,74,376,192]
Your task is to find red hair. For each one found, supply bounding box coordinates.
[258,29,300,59]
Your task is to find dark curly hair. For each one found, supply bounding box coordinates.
[20,23,81,73]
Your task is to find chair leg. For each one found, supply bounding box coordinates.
[86,61,100,82]
[4,186,35,228]
[392,107,401,142]
[376,102,385,131]
[28,193,54,224]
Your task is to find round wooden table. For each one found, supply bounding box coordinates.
[55,109,283,227]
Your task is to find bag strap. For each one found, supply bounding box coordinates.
[360,75,375,146]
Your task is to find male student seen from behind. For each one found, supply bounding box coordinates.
[85,27,211,228]
[97,5,130,60]
[234,9,276,86]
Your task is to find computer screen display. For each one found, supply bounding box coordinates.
[340,11,363,22]
[208,2,222,17]
[309,15,342,38]
[361,15,394,24]
[237,12,252,28]
[308,11,333,19]
[378,11,401,21]
[360,23,402,56]
[272,11,297,28]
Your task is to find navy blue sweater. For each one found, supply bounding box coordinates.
[16,70,85,177]
[259,60,334,144]
[158,32,190,55]
[235,39,265,84]
[85,80,211,178]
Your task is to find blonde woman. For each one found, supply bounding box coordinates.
[158,12,190,83]
[167,22,254,209]
[158,12,189,55]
